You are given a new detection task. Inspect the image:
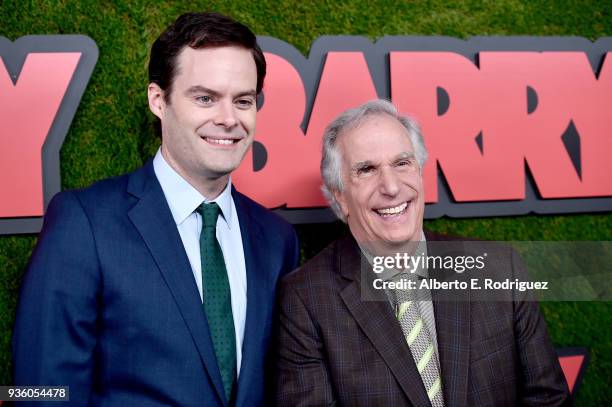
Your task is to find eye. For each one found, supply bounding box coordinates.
[235,98,255,109]
[396,158,417,169]
[356,165,375,176]
[196,95,214,105]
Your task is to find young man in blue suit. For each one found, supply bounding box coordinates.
[12,12,299,406]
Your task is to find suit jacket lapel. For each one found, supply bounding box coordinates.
[232,189,269,406]
[337,236,432,406]
[127,161,227,406]
[427,234,471,407]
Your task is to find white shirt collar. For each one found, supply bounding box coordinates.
[358,231,428,279]
[153,148,234,228]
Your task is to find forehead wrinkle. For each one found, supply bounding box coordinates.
[339,111,411,150]
[338,112,410,178]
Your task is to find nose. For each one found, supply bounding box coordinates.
[213,100,237,129]
[379,166,400,196]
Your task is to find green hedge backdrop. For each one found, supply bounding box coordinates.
[1,0,610,404]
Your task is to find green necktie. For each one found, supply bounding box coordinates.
[393,274,444,406]
[198,202,236,402]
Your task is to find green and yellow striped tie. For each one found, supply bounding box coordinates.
[394,274,444,406]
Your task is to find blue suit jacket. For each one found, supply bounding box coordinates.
[12,160,300,406]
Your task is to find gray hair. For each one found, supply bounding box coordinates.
[320,99,428,222]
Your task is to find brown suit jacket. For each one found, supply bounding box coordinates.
[274,232,570,406]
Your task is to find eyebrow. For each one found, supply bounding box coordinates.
[184,86,220,98]
[235,90,257,98]
[352,160,376,172]
[184,85,257,99]
[395,152,416,161]
[352,152,415,169]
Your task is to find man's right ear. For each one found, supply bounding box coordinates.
[333,189,350,219]
[147,83,165,120]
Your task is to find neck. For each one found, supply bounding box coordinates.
[190,175,229,200]
[360,234,425,259]
[160,147,229,200]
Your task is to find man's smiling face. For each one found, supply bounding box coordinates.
[334,113,425,251]
[150,45,257,189]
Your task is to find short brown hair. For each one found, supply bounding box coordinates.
[148,11,266,102]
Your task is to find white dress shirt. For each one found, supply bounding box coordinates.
[358,233,440,358]
[153,149,247,375]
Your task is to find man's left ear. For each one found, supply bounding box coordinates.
[147,82,165,120]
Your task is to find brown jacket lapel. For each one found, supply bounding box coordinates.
[336,236,433,406]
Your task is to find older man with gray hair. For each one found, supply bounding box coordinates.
[274,99,569,406]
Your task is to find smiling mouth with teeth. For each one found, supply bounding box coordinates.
[375,201,409,217]
[203,137,239,146]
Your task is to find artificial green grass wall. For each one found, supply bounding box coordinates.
[1,0,610,404]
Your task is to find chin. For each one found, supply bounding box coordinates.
[383,237,412,247]
[384,229,418,245]
[204,160,241,175]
